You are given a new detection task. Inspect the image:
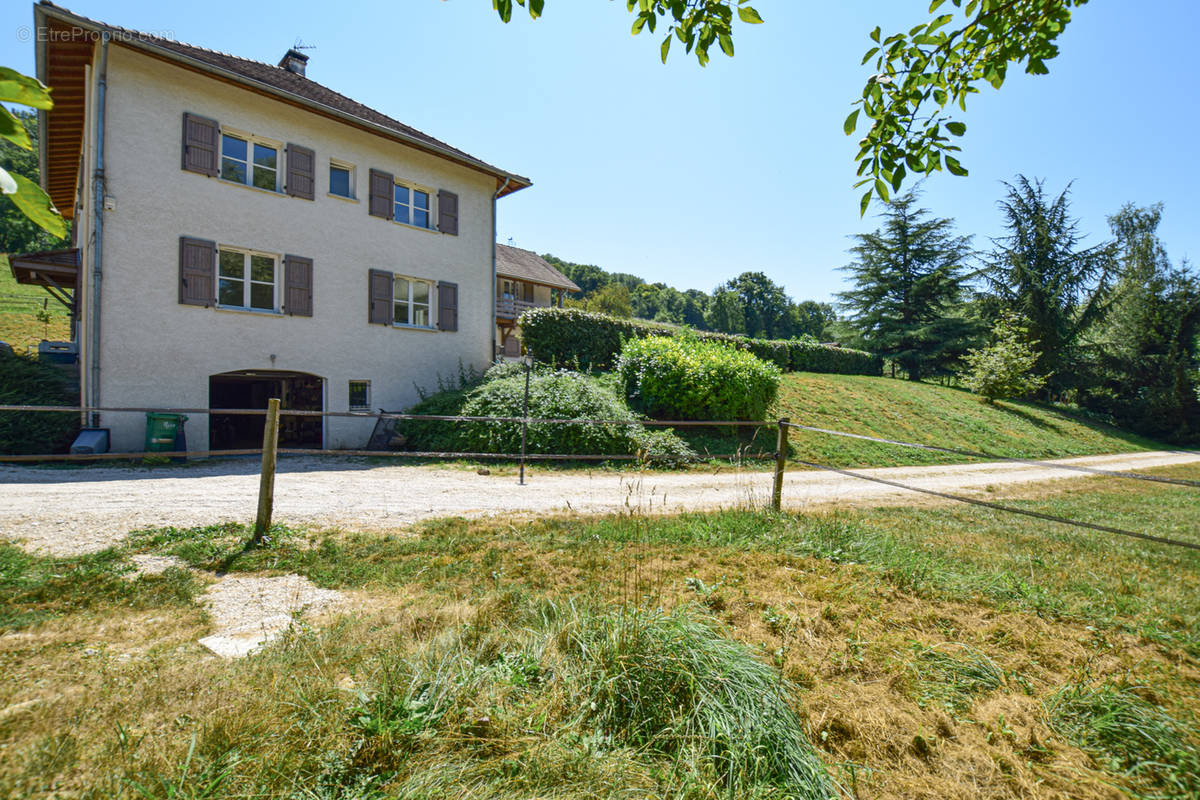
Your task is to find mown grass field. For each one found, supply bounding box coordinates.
[0,255,71,354]
[679,372,1163,469]
[2,464,1197,799]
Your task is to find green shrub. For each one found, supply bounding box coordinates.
[0,351,78,455]
[617,336,781,421]
[960,312,1048,403]
[519,307,880,375]
[398,366,695,465]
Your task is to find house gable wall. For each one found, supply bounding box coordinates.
[94,45,497,450]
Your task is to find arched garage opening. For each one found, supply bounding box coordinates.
[209,370,324,451]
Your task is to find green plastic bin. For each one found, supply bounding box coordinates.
[145,412,188,453]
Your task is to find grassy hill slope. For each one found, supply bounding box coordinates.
[0,255,71,354]
[686,372,1163,468]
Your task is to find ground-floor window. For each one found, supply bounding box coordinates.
[349,380,371,410]
[218,247,278,312]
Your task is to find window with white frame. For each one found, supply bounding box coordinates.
[218,247,278,312]
[348,380,371,410]
[393,276,433,327]
[393,181,432,229]
[329,160,355,199]
[220,131,279,191]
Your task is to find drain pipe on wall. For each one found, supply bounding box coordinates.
[88,34,109,427]
[491,176,511,360]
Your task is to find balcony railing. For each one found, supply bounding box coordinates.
[495,297,546,319]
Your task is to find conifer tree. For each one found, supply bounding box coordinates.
[985,176,1116,397]
[838,191,976,380]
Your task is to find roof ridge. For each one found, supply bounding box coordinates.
[35,2,530,189]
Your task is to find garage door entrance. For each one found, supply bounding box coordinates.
[209,370,324,451]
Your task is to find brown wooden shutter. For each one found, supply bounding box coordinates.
[283,255,313,316]
[369,269,393,324]
[285,144,316,200]
[437,189,459,235]
[181,113,219,176]
[178,236,216,306]
[437,281,458,332]
[368,169,393,218]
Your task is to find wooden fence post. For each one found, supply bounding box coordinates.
[772,417,789,512]
[252,397,281,546]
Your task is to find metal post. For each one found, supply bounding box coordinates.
[252,397,281,545]
[519,356,530,485]
[772,417,789,511]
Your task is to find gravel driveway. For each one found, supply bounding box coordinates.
[2,450,1196,556]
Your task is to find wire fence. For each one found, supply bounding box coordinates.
[1,402,1198,552]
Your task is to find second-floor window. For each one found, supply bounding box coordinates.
[218,247,278,312]
[393,276,432,327]
[329,160,354,199]
[393,182,431,229]
[221,133,279,191]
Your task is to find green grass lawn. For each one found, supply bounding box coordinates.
[682,372,1164,468]
[2,465,1197,799]
[0,254,71,354]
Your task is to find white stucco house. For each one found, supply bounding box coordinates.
[12,2,536,452]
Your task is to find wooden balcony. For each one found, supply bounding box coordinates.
[495,297,546,319]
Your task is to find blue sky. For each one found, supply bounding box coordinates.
[5,1,1196,302]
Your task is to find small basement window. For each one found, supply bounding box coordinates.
[348,380,370,410]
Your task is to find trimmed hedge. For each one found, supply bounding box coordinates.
[617,336,781,421]
[519,307,881,376]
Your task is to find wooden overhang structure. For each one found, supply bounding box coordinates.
[7,248,81,315]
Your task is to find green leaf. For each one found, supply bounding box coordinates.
[860,189,873,217]
[869,25,881,43]
[494,0,513,23]
[527,0,544,18]
[660,34,671,63]
[945,155,967,176]
[632,14,647,34]
[0,67,53,110]
[0,106,32,150]
[843,108,860,135]
[8,173,66,238]
[945,121,966,136]
[737,6,764,24]
[874,177,890,203]
[718,32,734,57]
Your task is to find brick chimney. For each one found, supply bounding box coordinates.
[278,48,308,76]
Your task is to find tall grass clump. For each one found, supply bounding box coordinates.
[904,643,1005,714]
[560,605,836,799]
[1046,681,1200,798]
[617,335,781,421]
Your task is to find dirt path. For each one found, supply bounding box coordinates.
[1,450,1196,556]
